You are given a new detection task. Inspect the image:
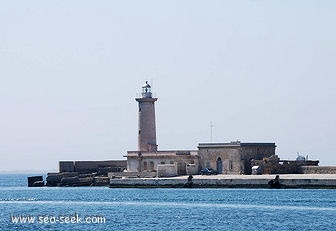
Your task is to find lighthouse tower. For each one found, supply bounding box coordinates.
[136,81,158,152]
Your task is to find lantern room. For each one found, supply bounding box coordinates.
[141,81,152,98]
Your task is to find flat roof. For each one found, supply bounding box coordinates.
[125,150,198,157]
[198,142,276,148]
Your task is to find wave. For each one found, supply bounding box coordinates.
[0,200,335,212]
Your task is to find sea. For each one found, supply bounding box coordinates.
[1,174,336,231]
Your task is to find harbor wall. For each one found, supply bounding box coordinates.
[300,166,336,174]
[59,160,127,173]
[109,175,336,189]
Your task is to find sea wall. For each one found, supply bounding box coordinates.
[300,166,336,174]
[46,172,110,186]
[108,172,157,178]
[109,175,336,189]
[59,160,127,174]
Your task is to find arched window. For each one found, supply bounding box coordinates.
[216,157,223,174]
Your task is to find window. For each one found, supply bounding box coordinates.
[229,160,233,170]
[150,161,154,170]
[160,161,165,164]
[143,162,147,171]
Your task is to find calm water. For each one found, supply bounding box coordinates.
[1,174,336,230]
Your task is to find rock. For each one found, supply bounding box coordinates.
[28,176,44,187]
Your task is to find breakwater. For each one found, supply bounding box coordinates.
[109,174,336,189]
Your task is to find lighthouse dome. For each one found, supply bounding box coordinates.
[141,81,152,98]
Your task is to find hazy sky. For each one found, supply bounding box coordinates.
[1,1,335,172]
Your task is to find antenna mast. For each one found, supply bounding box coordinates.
[210,121,214,142]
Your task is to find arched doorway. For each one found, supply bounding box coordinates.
[216,157,223,174]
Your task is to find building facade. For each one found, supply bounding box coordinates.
[126,150,199,176]
[198,142,276,175]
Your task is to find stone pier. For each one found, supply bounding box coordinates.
[109,174,336,189]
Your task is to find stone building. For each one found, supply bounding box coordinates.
[126,150,199,177]
[198,142,276,175]
[125,82,277,176]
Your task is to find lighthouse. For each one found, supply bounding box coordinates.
[136,81,158,152]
